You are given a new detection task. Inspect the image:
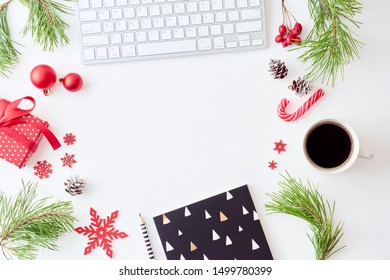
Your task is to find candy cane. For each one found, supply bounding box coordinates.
[277,89,325,122]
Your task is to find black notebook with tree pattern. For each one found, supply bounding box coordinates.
[153,185,273,260]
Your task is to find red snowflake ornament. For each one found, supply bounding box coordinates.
[63,133,76,145]
[61,153,76,168]
[33,160,53,179]
[268,160,277,170]
[273,140,287,154]
[75,208,128,258]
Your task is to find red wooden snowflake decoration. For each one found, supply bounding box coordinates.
[75,207,128,258]
[61,153,76,168]
[63,133,76,145]
[33,160,53,179]
[268,160,277,170]
[273,139,287,154]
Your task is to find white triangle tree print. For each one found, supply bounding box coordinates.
[166,241,174,252]
[212,229,220,241]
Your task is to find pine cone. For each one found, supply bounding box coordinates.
[64,175,86,196]
[269,59,288,79]
[288,77,313,96]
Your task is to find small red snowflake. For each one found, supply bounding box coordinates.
[63,133,76,145]
[273,139,287,154]
[268,160,277,170]
[61,153,76,168]
[75,208,128,258]
[33,160,53,179]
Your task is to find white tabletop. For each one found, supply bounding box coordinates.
[0,0,389,260]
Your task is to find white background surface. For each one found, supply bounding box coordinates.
[0,0,389,260]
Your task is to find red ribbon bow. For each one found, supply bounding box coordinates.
[0,96,61,152]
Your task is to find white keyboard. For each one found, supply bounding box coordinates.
[77,0,267,63]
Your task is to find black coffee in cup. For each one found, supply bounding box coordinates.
[305,122,352,168]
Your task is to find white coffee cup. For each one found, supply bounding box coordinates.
[303,119,373,174]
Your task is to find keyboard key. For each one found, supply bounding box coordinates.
[141,18,153,29]
[211,0,223,10]
[198,26,209,36]
[148,30,160,41]
[116,21,127,31]
[239,40,250,46]
[162,4,173,15]
[228,10,239,21]
[185,27,197,38]
[226,41,238,48]
[136,6,148,17]
[78,0,90,9]
[224,0,235,9]
[83,48,95,60]
[161,29,172,40]
[104,0,115,7]
[153,18,165,28]
[79,11,97,22]
[149,6,161,16]
[129,0,140,4]
[235,21,262,33]
[190,14,202,25]
[213,37,225,49]
[173,28,185,39]
[98,10,110,20]
[199,1,211,11]
[111,33,122,44]
[82,35,109,46]
[96,47,108,59]
[241,9,261,20]
[124,33,135,43]
[103,22,115,32]
[252,38,264,45]
[124,8,136,18]
[178,15,190,26]
[122,45,136,57]
[117,0,128,5]
[203,13,214,24]
[112,9,123,19]
[166,17,177,27]
[138,40,197,56]
[223,23,234,34]
[249,0,260,7]
[216,12,227,23]
[198,38,212,50]
[136,31,147,42]
[81,23,102,34]
[186,2,198,13]
[210,24,222,35]
[174,3,185,13]
[109,46,120,58]
[237,0,247,8]
[91,0,102,8]
[128,20,140,30]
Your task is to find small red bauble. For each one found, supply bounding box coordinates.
[59,73,83,92]
[30,64,57,96]
[278,24,287,35]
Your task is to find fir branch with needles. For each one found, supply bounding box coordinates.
[0,181,77,260]
[0,1,21,77]
[265,172,346,260]
[0,0,74,77]
[296,0,363,86]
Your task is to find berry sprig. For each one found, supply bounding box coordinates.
[275,0,302,47]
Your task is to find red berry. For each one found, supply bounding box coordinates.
[285,33,292,45]
[294,22,302,34]
[279,25,287,35]
[275,34,284,43]
[282,39,289,47]
[290,29,299,38]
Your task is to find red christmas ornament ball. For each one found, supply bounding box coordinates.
[30,64,57,93]
[59,73,83,92]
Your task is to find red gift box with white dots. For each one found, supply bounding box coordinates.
[0,114,48,168]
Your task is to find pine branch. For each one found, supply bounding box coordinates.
[265,171,346,260]
[19,0,74,51]
[296,0,363,87]
[0,1,21,77]
[0,181,77,260]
